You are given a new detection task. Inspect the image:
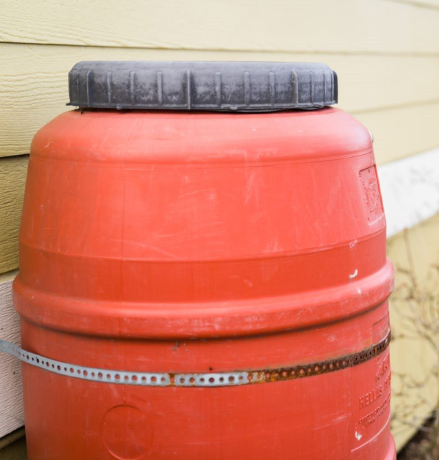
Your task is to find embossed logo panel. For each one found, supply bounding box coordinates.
[360,166,384,224]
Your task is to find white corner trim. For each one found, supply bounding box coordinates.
[378,147,439,238]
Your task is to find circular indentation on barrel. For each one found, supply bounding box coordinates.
[101,406,152,459]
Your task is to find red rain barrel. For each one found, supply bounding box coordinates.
[13,61,395,459]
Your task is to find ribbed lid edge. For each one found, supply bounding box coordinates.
[68,61,338,112]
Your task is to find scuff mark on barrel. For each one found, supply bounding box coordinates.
[349,269,358,280]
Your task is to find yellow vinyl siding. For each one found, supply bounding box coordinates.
[0,157,28,274]
[387,0,439,9]
[1,0,439,54]
[356,102,439,164]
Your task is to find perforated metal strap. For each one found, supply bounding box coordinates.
[0,332,390,387]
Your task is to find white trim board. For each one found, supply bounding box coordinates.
[378,147,439,238]
[0,271,24,439]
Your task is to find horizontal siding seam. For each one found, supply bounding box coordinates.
[0,270,19,284]
[0,153,30,161]
[350,98,439,115]
[384,0,439,12]
[2,40,439,58]
[0,427,25,450]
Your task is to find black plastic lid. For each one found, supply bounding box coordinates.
[68,61,337,112]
